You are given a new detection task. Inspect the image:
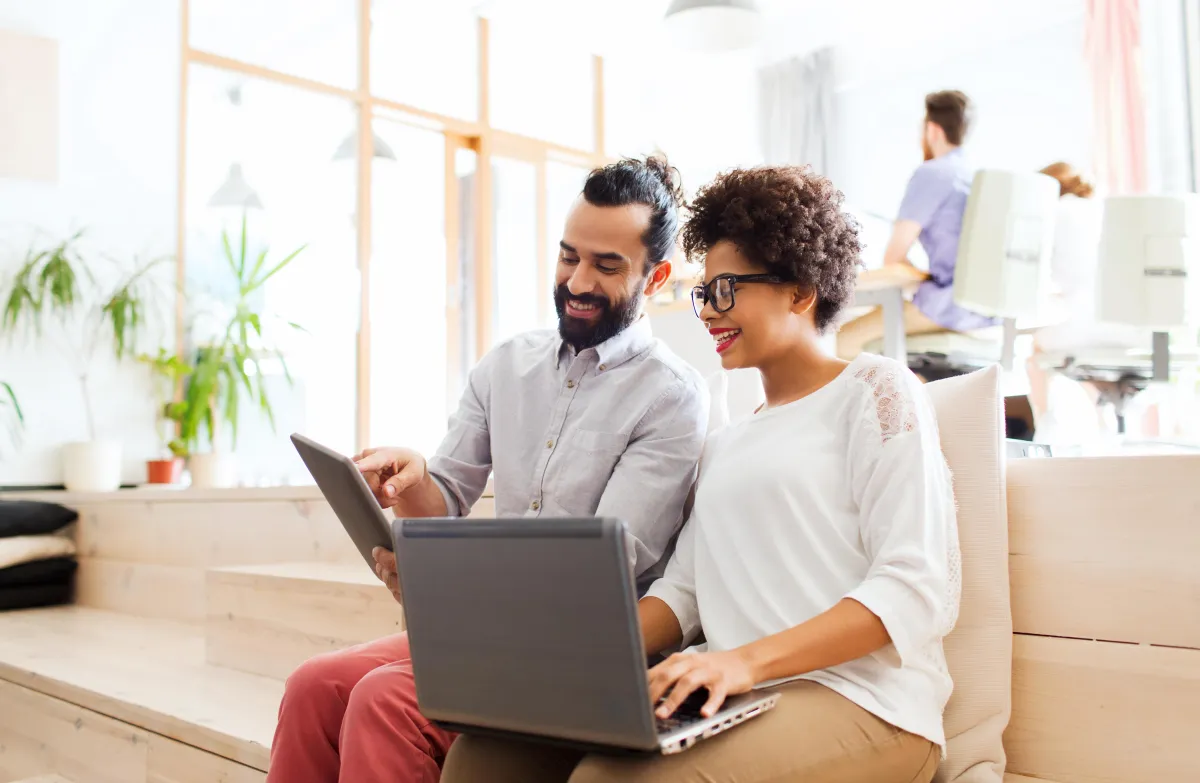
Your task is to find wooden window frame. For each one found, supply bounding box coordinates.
[176,0,609,452]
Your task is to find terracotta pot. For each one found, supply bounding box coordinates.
[146,457,184,485]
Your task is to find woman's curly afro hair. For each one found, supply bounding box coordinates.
[681,165,863,332]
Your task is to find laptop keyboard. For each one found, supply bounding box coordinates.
[655,694,709,734]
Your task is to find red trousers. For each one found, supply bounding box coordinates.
[267,633,457,783]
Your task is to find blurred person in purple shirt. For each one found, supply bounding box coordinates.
[837,90,998,359]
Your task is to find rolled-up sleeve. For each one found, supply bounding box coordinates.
[845,384,960,666]
[595,377,708,578]
[427,355,494,517]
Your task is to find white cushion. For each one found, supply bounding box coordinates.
[926,365,1012,782]
[705,370,730,435]
[0,534,76,570]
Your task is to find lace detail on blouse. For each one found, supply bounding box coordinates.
[854,365,919,444]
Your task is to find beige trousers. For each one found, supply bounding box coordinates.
[835,302,945,361]
[440,680,939,783]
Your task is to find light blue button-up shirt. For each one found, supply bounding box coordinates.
[428,317,709,588]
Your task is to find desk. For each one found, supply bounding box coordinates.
[850,284,907,361]
[850,266,928,362]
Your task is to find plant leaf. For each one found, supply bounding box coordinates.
[222,227,238,279]
[239,210,248,282]
[247,244,306,293]
[1,382,22,424]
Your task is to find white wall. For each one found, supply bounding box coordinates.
[0,0,179,486]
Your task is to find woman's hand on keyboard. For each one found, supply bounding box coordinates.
[648,649,756,720]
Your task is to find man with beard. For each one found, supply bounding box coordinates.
[267,156,709,783]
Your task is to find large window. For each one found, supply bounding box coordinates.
[178,3,608,482]
[184,65,358,476]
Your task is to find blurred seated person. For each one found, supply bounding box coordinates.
[837,90,998,359]
[1024,162,1110,446]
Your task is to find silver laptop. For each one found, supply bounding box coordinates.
[392,516,780,755]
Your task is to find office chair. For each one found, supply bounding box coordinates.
[1032,193,1200,434]
[864,169,1061,380]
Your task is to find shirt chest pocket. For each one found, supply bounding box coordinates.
[546,429,629,515]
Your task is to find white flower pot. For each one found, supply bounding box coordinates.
[62,440,123,492]
[189,451,236,488]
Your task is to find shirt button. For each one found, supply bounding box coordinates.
[566,380,576,389]
[531,500,541,511]
[546,439,554,449]
[598,364,607,372]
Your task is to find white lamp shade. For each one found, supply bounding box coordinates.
[1096,194,1200,329]
[953,169,1061,319]
[664,0,762,52]
[207,162,264,210]
[332,129,397,161]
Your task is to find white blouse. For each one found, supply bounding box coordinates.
[645,353,961,748]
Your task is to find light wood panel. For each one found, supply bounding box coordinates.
[1006,455,1200,648]
[206,562,404,680]
[75,558,206,622]
[0,608,279,771]
[72,498,359,568]
[0,680,265,783]
[1005,776,1066,783]
[145,734,265,783]
[0,679,146,783]
[1004,633,1200,783]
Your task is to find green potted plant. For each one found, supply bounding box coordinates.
[137,348,192,484]
[0,230,168,491]
[1,381,22,455]
[181,213,306,488]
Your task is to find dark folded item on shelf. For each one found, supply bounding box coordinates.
[0,556,77,588]
[0,581,73,611]
[0,500,79,537]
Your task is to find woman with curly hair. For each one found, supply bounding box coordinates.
[442,166,960,783]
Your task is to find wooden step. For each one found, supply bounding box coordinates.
[206,562,404,681]
[8,775,76,783]
[0,607,279,774]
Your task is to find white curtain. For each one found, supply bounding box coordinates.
[757,49,835,174]
[1139,0,1195,193]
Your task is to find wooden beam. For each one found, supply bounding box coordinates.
[492,129,594,168]
[444,135,464,410]
[174,0,190,384]
[187,49,358,102]
[474,17,493,358]
[354,0,372,452]
[370,95,482,138]
[535,157,548,326]
[593,53,605,158]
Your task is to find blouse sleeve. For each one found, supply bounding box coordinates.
[844,363,961,666]
[643,508,702,647]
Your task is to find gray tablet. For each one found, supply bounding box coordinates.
[290,433,394,570]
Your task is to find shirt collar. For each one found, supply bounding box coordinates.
[555,315,655,370]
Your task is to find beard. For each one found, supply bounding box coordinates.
[554,284,643,352]
[922,137,934,161]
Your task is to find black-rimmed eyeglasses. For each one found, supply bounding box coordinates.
[690,274,786,318]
